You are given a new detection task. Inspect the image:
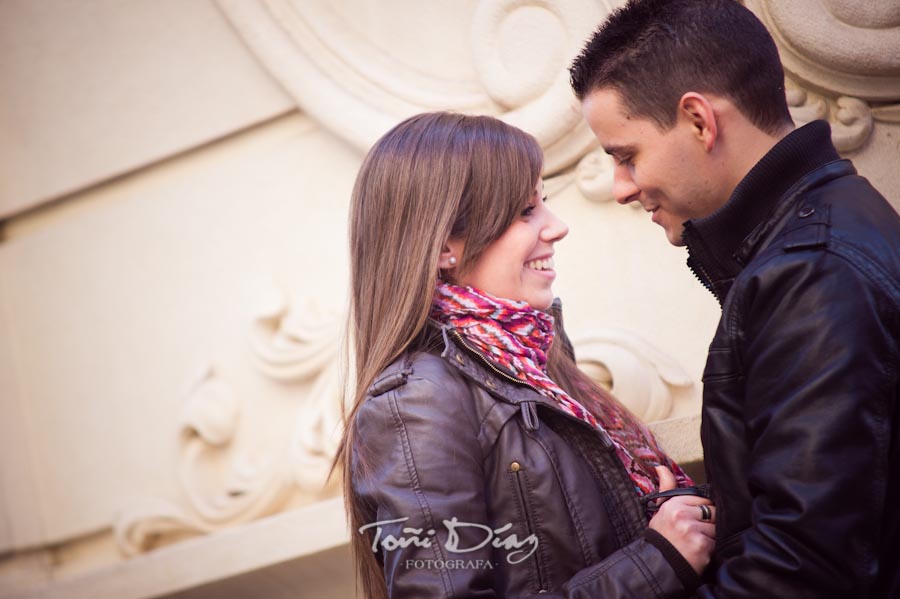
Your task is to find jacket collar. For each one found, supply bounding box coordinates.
[682,120,843,303]
[429,297,571,408]
[438,323,547,406]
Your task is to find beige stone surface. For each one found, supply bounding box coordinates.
[749,0,900,100]
[0,0,294,218]
[744,0,900,210]
[649,414,705,483]
[0,112,357,555]
[215,0,611,174]
[0,273,45,555]
[853,122,900,207]
[0,0,897,597]
[1,498,349,599]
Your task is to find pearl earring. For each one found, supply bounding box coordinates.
[448,256,458,266]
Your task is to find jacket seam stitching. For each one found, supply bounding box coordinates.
[387,388,455,596]
[528,425,598,566]
[567,543,664,597]
[506,469,538,591]
[626,543,664,598]
[522,467,551,589]
[828,237,900,310]
[568,552,630,588]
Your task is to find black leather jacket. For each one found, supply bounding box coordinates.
[683,121,900,599]
[352,316,699,598]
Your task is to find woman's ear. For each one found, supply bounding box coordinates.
[438,239,465,270]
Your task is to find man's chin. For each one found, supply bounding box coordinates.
[666,227,687,247]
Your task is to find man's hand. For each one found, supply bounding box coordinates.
[649,466,716,574]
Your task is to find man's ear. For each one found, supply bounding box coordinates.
[679,92,718,152]
[438,238,464,270]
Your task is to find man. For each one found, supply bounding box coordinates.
[570,1,900,598]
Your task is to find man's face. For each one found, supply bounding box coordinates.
[581,88,725,246]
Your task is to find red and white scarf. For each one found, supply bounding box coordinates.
[431,281,691,497]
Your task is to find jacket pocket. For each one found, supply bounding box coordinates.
[507,461,547,593]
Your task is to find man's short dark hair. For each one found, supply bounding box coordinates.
[570,0,793,135]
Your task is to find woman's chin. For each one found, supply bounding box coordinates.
[527,293,555,311]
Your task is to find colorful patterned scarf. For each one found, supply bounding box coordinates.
[431,281,691,497]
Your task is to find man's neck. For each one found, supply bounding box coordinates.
[723,121,795,199]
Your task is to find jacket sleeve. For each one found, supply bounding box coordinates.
[563,530,698,598]
[353,368,498,598]
[699,252,898,598]
[353,361,697,599]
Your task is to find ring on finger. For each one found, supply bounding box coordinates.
[699,504,712,522]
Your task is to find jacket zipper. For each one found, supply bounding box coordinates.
[451,330,545,432]
[450,329,541,392]
[450,329,613,447]
[684,224,722,305]
[688,255,720,304]
[510,463,546,592]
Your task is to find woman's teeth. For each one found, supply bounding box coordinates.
[526,258,554,271]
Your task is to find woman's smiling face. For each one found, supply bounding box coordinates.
[451,180,569,310]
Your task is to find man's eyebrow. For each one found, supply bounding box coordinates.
[603,144,635,156]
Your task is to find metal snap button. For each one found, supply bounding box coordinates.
[510,461,521,472]
[485,379,496,389]
[799,206,815,218]
[454,354,465,365]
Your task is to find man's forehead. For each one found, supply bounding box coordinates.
[583,87,628,111]
[582,89,639,132]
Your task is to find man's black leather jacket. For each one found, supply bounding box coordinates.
[683,120,900,599]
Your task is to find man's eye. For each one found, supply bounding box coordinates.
[616,155,632,166]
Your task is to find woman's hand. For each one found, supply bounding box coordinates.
[648,465,716,574]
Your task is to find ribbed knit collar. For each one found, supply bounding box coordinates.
[682,120,842,302]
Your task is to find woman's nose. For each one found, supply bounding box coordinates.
[542,209,569,243]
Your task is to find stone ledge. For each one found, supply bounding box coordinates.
[2,497,349,599]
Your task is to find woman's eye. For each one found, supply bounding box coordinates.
[521,193,547,217]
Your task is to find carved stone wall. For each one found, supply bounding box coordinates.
[214,0,609,175]
[746,0,900,192]
[0,1,897,598]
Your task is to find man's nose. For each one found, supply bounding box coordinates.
[613,165,640,204]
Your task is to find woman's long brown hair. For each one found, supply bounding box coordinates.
[335,112,645,598]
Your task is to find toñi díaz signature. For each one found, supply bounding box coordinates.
[358,516,539,564]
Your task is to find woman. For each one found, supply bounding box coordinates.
[337,112,714,598]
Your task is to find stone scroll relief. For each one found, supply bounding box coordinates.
[214,0,626,176]
[573,329,695,423]
[114,285,344,556]
[216,0,899,206]
[746,0,900,153]
[115,285,692,554]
